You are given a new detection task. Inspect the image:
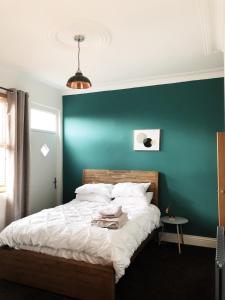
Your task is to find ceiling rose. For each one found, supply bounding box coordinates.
[49,19,112,51]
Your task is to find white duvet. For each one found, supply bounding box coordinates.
[0,197,160,281]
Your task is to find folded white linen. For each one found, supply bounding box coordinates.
[99,205,122,218]
[91,212,128,229]
[75,193,111,203]
[75,183,113,197]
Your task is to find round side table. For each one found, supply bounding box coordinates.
[160,216,189,254]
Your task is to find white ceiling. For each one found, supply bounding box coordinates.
[0,0,224,94]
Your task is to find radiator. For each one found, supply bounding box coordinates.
[216,226,225,300]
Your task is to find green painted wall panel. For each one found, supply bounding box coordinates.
[63,78,224,237]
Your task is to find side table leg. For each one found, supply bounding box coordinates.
[176,224,181,254]
[159,224,164,245]
[180,225,184,244]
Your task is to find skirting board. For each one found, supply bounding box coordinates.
[160,232,216,248]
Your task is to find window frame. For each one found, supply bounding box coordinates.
[30,108,57,134]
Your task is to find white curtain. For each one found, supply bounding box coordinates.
[6,89,30,223]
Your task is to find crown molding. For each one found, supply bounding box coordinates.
[62,67,224,96]
[196,0,212,56]
[196,0,224,55]
[214,0,224,51]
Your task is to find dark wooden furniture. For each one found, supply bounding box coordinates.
[217,132,225,227]
[0,169,159,300]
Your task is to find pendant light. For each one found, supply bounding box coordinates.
[66,35,92,89]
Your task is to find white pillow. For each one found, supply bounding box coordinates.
[112,192,153,204]
[112,196,148,208]
[76,193,111,203]
[146,192,154,204]
[112,182,151,198]
[75,183,113,197]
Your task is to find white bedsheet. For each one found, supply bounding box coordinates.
[0,198,160,281]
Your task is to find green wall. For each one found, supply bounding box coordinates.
[63,78,224,237]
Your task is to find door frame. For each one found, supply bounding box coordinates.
[217,132,225,227]
[30,101,62,207]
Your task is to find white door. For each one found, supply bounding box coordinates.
[29,104,59,214]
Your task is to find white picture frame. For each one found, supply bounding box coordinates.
[133,129,160,151]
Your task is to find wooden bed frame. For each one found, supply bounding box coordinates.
[0,169,159,300]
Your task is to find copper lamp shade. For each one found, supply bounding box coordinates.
[66,71,91,89]
[66,35,92,90]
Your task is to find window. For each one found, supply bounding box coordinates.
[31,109,57,133]
[0,99,7,192]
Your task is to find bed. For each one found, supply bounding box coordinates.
[0,169,159,300]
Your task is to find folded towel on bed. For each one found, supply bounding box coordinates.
[99,205,122,218]
[91,212,128,229]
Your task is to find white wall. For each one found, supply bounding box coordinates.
[0,65,62,109]
[0,65,62,222]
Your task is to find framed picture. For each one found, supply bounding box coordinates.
[133,129,160,151]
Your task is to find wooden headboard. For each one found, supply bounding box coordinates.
[83,169,159,206]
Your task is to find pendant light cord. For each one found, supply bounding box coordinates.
[77,40,81,72]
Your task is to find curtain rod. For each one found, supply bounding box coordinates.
[0,86,13,92]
